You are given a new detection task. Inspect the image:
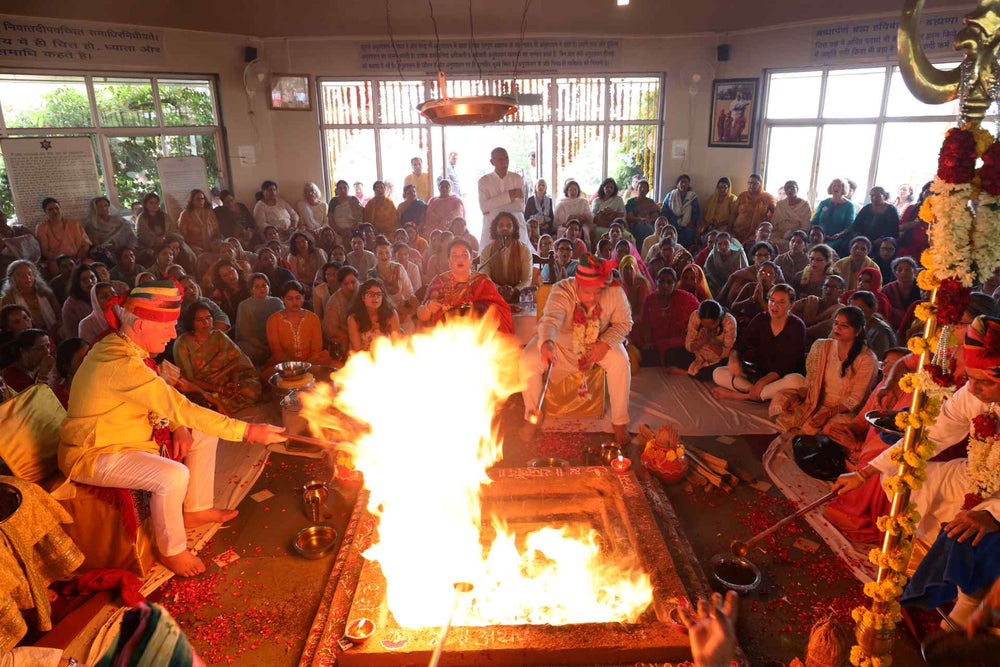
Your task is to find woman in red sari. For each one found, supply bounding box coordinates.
[416,238,513,334]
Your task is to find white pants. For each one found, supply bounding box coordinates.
[711,367,806,401]
[72,430,219,557]
[520,340,631,426]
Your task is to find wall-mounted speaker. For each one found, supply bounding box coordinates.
[717,44,730,62]
[245,46,258,63]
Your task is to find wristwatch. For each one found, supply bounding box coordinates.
[67,658,79,667]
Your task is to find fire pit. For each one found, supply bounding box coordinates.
[339,466,690,666]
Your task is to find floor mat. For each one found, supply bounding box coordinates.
[541,369,778,437]
[762,435,876,583]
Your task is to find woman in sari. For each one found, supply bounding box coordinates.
[793,244,837,298]
[61,264,98,340]
[179,189,221,252]
[266,280,334,366]
[684,299,737,378]
[83,196,137,255]
[425,179,466,234]
[703,233,748,295]
[718,241,783,306]
[881,256,922,331]
[174,302,262,415]
[592,178,626,238]
[417,238,513,334]
[897,181,931,259]
[624,179,659,245]
[286,232,328,293]
[78,282,118,343]
[554,181,594,246]
[363,181,399,236]
[0,260,61,336]
[660,174,700,248]
[678,263,713,302]
[618,255,650,328]
[832,236,879,294]
[730,261,778,328]
[698,177,738,235]
[236,273,284,366]
[213,189,256,247]
[769,305,876,435]
[347,278,401,353]
[327,179,364,242]
[612,237,655,286]
[1,328,54,392]
[209,260,251,324]
[35,197,91,274]
[840,266,892,321]
[136,192,178,254]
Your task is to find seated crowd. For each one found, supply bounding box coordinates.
[3,153,1000,637]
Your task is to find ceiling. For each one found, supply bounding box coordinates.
[4,0,932,39]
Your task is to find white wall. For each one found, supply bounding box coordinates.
[1,15,898,207]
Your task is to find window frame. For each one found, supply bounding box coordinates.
[0,67,227,211]
[758,62,984,206]
[317,73,666,201]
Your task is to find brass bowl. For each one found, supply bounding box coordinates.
[345,617,375,643]
[709,553,762,595]
[416,95,518,125]
[527,457,570,468]
[599,443,622,466]
[292,523,338,560]
[274,361,312,379]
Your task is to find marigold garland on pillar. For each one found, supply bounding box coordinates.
[851,119,1000,666]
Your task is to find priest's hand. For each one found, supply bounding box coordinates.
[678,591,738,667]
[170,426,194,461]
[585,341,610,367]
[831,470,866,495]
[245,423,287,445]
[540,340,556,367]
[945,509,1000,546]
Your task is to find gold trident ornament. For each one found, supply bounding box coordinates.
[899,0,1000,121]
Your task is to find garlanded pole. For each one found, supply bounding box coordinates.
[852,2,1000,664]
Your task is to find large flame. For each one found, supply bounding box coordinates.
[300,316,652,628]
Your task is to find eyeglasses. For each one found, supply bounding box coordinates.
[364,291,384,299]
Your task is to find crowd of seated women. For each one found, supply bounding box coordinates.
[1,170,996,460]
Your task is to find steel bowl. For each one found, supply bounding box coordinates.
[274,361,312,379]
[709,553,762,594]
[292,523,339,560]
[527,457,570,468]
[0,482,22,524]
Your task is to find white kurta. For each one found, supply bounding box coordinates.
[520,278,633,425]
[477,171,535,251]
[871,385,1000,542]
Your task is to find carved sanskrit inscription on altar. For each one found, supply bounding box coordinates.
[0,14,165,66]
[0,137,100,228]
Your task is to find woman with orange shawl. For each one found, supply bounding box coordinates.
[678,263,712,302]
[416,238,513,334]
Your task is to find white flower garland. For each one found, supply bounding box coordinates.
[968,435,1000,498]
[927,178,976,286]
[973,193,1000,282]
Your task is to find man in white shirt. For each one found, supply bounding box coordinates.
[477,147,534,251]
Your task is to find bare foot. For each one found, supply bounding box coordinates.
[613,424,632,447]
[184,508,238,529]
[160,549,206,577]
[711,387,750,401]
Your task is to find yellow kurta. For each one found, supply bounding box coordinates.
[58,334,248,480]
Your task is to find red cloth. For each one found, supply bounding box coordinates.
[424,272,514,334]
[62,569,145,606]
[638,289,699,353]
[841,267,892,321]
[897,203,929,259]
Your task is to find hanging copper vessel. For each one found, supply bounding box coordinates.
[418,71,518,126]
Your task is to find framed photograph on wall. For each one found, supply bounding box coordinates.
[269,74,312,111]
[708,78,759,148]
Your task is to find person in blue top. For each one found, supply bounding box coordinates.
[811,177,855,256]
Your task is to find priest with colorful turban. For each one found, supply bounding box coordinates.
[519,254,633,446]
[58,280,285,577]
[833,315,1000,628]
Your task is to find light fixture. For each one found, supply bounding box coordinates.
[617,0,630,5]
[417,72,518,125]
[407,0,525,126]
